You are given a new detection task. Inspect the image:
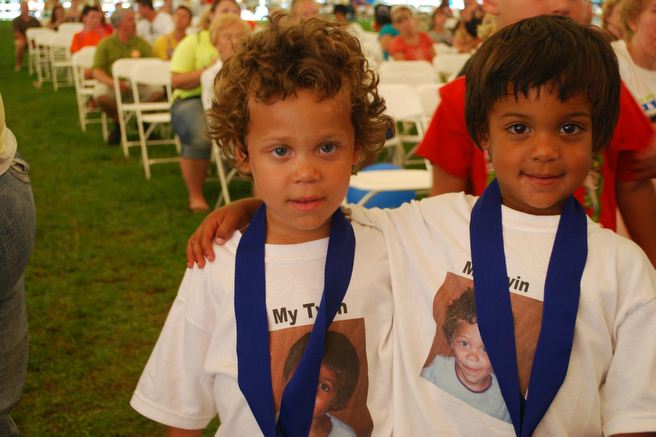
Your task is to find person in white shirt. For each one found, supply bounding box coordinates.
[136,0,174,45]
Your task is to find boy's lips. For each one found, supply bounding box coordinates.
[289,196,325,211]
[522,172,564,185]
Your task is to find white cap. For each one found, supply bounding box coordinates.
[0,93,18,176]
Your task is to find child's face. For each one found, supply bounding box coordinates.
[484,0,584,29]
[215,22,248,61]
[242,88,358,244]
[313,365,339,418]
[450,321,493,392]
[480,87,593,215]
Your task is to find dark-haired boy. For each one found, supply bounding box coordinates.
[189,16,656,436]
[130,14,393,436]
[417,0,656,267]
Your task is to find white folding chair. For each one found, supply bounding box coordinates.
[432,53,470,84]
[26,27,52,76]
[378,83,427,165]
[111,57,161,157]
[415,82,442,128]
[58,22,84,34]
[71,46,108,140]
[433,42,458,55]
[379,60,437,86]
[49,32,74,91]
[33,30,57,87]
[130,60,181,179]
[359,31,384,70]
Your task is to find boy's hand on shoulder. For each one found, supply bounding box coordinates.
[185,198,264,268]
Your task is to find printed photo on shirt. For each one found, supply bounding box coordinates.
[270,319,372,436]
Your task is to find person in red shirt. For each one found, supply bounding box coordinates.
[70,6,109,53]
[389,6,435,62]
[416,0,656,266]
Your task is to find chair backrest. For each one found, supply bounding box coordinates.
[433,43,458,55]
[58,22,84,34]
[71,46,96,69]
[26,27,53,44]
[379,60,436,86]
[35,31,56,48]
[432,53,470,83]
[378,83,424,121]
[415,82,441,119]
[130,60,170,87]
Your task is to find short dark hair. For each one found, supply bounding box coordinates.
[333,4,348,16]
[137,0,154,10]
[283,331,360,410]
[442,288,477,345]
[465,15,620,152]
[208,12,390,169]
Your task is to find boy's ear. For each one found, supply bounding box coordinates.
[482,0,500,15]
[235,146,251,174]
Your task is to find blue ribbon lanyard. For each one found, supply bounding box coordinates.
[234,205,356,437]
[469,180,587,437]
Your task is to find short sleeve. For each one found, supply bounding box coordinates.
[170,33,199,73]
[92,39,109,72]
[152,34,168,60]
[130,267,218,430]
[601,241,656,435]
[417,77,472,180]
[613,82,653,182]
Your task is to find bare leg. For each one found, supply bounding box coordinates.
[14,38,27,71]
[180,158,210,211]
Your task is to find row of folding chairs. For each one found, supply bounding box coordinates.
[348,82,442,206]
[26,26,82,90]
[378,55,470,87]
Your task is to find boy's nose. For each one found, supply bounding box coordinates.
[530,135,561,161]
[293,158,320,182]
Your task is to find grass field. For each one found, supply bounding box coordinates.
[0,21,245,435]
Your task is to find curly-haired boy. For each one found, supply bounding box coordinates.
[131,13,394,436]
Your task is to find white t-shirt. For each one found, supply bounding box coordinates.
[612,39,656,121]
[131,224,393,436]
[201,59,222,111]
[350,193,656,436]
[137,12,174,45]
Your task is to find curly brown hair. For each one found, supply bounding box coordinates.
[207,12,391,170]
[442,288,477,345]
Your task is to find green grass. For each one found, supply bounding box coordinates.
[0,21,249,435]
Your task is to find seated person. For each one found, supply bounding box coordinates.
[136,0,173,45]
[12,1,41,72]
[92,8,154,145]
[152,4,192,60]
[70,6,110,54]
[389,6,435,62]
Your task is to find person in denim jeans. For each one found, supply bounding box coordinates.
[0,93,35,437]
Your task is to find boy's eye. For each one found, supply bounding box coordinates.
[318,143,337,154]
[507,124,529,135]
[560,123,582,135]
[272,146,289,157]
[458,340,469,348]
[318,382,332,392]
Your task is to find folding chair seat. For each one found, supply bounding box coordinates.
[348,162,432,207]
[71,46,108,140]
[49,32,74,91]
[111,57,161,157]
[432,53,470,83]
[379,60,437,86]
[130,60,181,179]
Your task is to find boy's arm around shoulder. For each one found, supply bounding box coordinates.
[186,198,262,268]
[601,236,656,436]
